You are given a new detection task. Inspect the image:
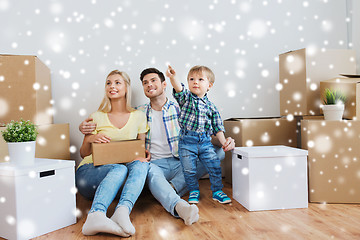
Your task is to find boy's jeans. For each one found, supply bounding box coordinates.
[147,145,224,217]
[179,130,223,193]
[76,160,149,214]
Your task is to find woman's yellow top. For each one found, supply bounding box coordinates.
[78,110,149,168]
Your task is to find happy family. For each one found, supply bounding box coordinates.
[75,65,236,237]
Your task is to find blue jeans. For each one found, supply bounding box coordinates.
[179,130,223,193]
[147,145,224,217]
[75,160,149,214]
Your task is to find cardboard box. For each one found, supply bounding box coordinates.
[301,119,360,203]
[320,76,360,120]
[0,158,76,240]
[295,115,324,149]
[0,124,70,162]
[279,48,356,116]
[224,117,298,183]
[232,146,308,211]
[92,139,145,166]
[0,55,53,125]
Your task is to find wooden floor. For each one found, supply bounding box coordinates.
[5,180,360,240]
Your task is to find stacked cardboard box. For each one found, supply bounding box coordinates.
[320,76,360,120]
[279,48,356,116]
[279,48,360,203]
[0,124,70,161]
[301,119,360,203]
[224,117,298,183]
[0,55,70,162]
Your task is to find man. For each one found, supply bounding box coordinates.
[79,68,235,225]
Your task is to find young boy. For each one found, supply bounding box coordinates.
[166,65,234,204]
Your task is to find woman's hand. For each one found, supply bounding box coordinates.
[80,133,110,159]
[89,133,111,143]
[222,137,235,152]
[79,117,97,135]
[134,150,151,163]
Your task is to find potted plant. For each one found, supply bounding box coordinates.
[1,119,38,165]
[321,88,347,121]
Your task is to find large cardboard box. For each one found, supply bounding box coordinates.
[232,146,308,211]
[320,76,360,120]
[92,139,145,166]
[224,117,297,183]
[295,115,324,149]
[0,55,53,125]
[0,158,76,240]
[279,48,356,116]
[0,124,70,162]
[301,119,360,203]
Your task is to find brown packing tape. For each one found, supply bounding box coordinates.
[92,139,146,166]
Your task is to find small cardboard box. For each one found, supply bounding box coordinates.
[92,139,145,166]
[224,117,298,183]
[320,76,360,120]
[279,48,356,116]
[0,158,76,240]
[0,55,53,125]
[301,119,360,203]
[0,124,70,162]
[232,146,308,211]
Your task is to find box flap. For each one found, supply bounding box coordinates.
[0,158,74,176]
[279,48,306,56]
[322,77,360,84]
[233,145,308,158]
[224,117,283,121]
[340,74,360,78]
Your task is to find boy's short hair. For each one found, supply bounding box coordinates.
[187,65,215,84]
[140,68,165,82]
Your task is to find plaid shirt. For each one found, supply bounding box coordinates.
[136,99,180,157]
[173,84,225,135]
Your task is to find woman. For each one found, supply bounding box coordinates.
[75,70,149,237]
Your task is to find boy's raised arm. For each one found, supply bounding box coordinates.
[166,65,183,93]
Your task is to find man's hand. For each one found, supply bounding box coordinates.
[135,150,151,163]
[222,137,235,152]
[79,117,96,135]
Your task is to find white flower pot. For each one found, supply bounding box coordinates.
[322,104,345,121]
[7,141,36,166]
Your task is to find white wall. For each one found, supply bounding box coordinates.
[352,0,360,73]
[0,0,354,163]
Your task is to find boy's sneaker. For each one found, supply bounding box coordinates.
[212,191,231,204]
[188,190,200,204]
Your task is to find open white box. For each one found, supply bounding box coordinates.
[0,158,76,240]
[232,145,308,211]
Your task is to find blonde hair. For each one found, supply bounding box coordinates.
[98,70,134,113]
[187,65,215,84]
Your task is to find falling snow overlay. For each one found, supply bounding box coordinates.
[0,0,357,164]
[0,1,360,238]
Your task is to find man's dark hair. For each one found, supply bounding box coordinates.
[140,68,165,82]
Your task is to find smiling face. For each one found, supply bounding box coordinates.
[141,72,166,99]
[105,74,127,99]
[187,71,213,98]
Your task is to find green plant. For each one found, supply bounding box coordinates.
[322,88,347,105]
[1,119,38,142]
